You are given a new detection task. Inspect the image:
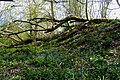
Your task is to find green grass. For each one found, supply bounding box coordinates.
[0,20,120,80]
[0,45,119,80]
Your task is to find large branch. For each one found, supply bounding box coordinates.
[13,17,113,34]
[46,16,88,32]
[14,17,88,33]
[14,20,46,29]
[29,17,60,23]
[1,29,46,36]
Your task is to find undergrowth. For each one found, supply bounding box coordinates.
[0,20,120,80]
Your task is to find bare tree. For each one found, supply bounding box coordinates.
[101,0,112,18]
[85,0,89,20]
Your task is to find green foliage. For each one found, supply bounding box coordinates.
[0,38,12,46]
[0,20,120,80]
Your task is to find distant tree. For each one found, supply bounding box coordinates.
[100,0,112,18]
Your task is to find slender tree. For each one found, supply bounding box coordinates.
[101,0,112,18]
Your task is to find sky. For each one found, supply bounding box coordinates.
[0,0,120,25]
[108,0,120,19]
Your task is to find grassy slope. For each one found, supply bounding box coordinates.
[0,19,120,80]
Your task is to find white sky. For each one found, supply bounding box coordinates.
[108,0,120,19]
[0,0,120,22]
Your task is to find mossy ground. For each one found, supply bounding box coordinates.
[0,19,120,80]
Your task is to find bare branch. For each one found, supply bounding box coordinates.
[13,20,46,29]
[116,0,120,7]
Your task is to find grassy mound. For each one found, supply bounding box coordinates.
[0,19,120,80]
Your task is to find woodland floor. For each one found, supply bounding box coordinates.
[0,19,120,80]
